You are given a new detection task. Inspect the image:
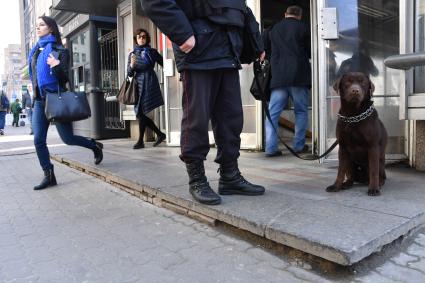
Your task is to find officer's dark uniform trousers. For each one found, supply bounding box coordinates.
[180,69,243,164]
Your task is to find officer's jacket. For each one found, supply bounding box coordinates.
[141,0,262,72]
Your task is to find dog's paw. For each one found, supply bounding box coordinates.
[341,181,353,190]
[326,185,341,192]
[367,189,381,196]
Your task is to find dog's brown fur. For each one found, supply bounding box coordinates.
[327,72,388,196]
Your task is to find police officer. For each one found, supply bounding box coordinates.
[141,0,266,205]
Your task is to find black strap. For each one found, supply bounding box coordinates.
[253,63,338,161]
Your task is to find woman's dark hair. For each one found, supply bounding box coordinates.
[39,16,62,45]
[133,29,151,45]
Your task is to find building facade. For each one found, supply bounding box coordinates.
[48,0,425,170]
[2,44,24,102]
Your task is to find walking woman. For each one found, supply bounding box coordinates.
[128,29,166,149]
[29,16,103,190]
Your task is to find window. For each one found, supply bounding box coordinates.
[73,52,80,63]
[82,53,86,63]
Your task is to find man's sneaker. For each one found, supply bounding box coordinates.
[295,145,309,154]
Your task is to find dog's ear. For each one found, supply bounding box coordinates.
[369,80,375,98]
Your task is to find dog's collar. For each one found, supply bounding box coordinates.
[337,104,375,123]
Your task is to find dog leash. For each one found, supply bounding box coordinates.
[253,62,338,161]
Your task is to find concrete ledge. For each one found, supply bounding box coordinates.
[50,145,425,266]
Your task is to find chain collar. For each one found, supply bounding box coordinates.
[337,104,375,123]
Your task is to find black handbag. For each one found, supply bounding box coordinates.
[117,76,139,105]
[250,60,271,101]
[240,7,263,64]
[45,88,91,123]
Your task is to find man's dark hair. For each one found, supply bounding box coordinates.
[133,29,151,45]
[39,16,62,45]
[286,5,303,17]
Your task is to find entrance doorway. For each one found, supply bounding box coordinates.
[260,0,313,150]
[318,0,405,161]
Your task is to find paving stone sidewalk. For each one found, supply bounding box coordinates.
[0,153,327,283]
[1,126,425,282]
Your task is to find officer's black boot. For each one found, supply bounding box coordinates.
[186,161,221,205]
[34,167,57,190]
[218,161,265,196]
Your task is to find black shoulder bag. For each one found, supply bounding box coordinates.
[45,86,91,123]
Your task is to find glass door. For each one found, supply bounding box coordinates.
[397,0,425,165]
[162,34,182,146]
[317,0,406,161]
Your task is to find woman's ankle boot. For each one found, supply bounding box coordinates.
[93,140,103,164]
[34,168,57,190]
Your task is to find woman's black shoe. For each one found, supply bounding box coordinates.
[133,141,145,149]
[153,133,166,147]
[34,168,57,190]
[93,141,103,165]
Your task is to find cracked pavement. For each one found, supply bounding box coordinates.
[1,126,425,282]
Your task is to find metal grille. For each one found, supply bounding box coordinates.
[99,29,125,130]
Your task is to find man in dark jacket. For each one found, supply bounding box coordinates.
[264,6,311,157]
[22,88,33,134]
[0,91,10,135]
[140,0,265,205]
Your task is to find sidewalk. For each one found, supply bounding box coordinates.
[49,138,425,266]
[3,126,425,282]
[2,151,321,283]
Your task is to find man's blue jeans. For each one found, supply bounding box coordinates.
[33,100,96,170]
[265,87,309,154]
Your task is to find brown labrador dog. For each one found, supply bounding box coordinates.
[327,72,387,196]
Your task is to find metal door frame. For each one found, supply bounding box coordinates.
[400,0,419,166]
[315,0,331,163]
[315,0,411,163]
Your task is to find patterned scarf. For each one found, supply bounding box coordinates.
[28,34,59,89]
[133,44,153,66]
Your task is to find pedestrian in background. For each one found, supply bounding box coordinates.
[127,28,166,149]
[22,88,33,135]
[10,98,22,127]
[0,91,10,135]
[264,6,311,157]
[28,16,103,191]
[141,0,266,205]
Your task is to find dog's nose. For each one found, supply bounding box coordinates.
[351,88,360,95]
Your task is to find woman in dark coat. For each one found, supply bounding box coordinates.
[29,16,103,190]
[127,29,166,149]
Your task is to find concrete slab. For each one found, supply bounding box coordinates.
[50,139,425,265]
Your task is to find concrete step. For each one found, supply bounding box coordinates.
[50,142,425,266]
